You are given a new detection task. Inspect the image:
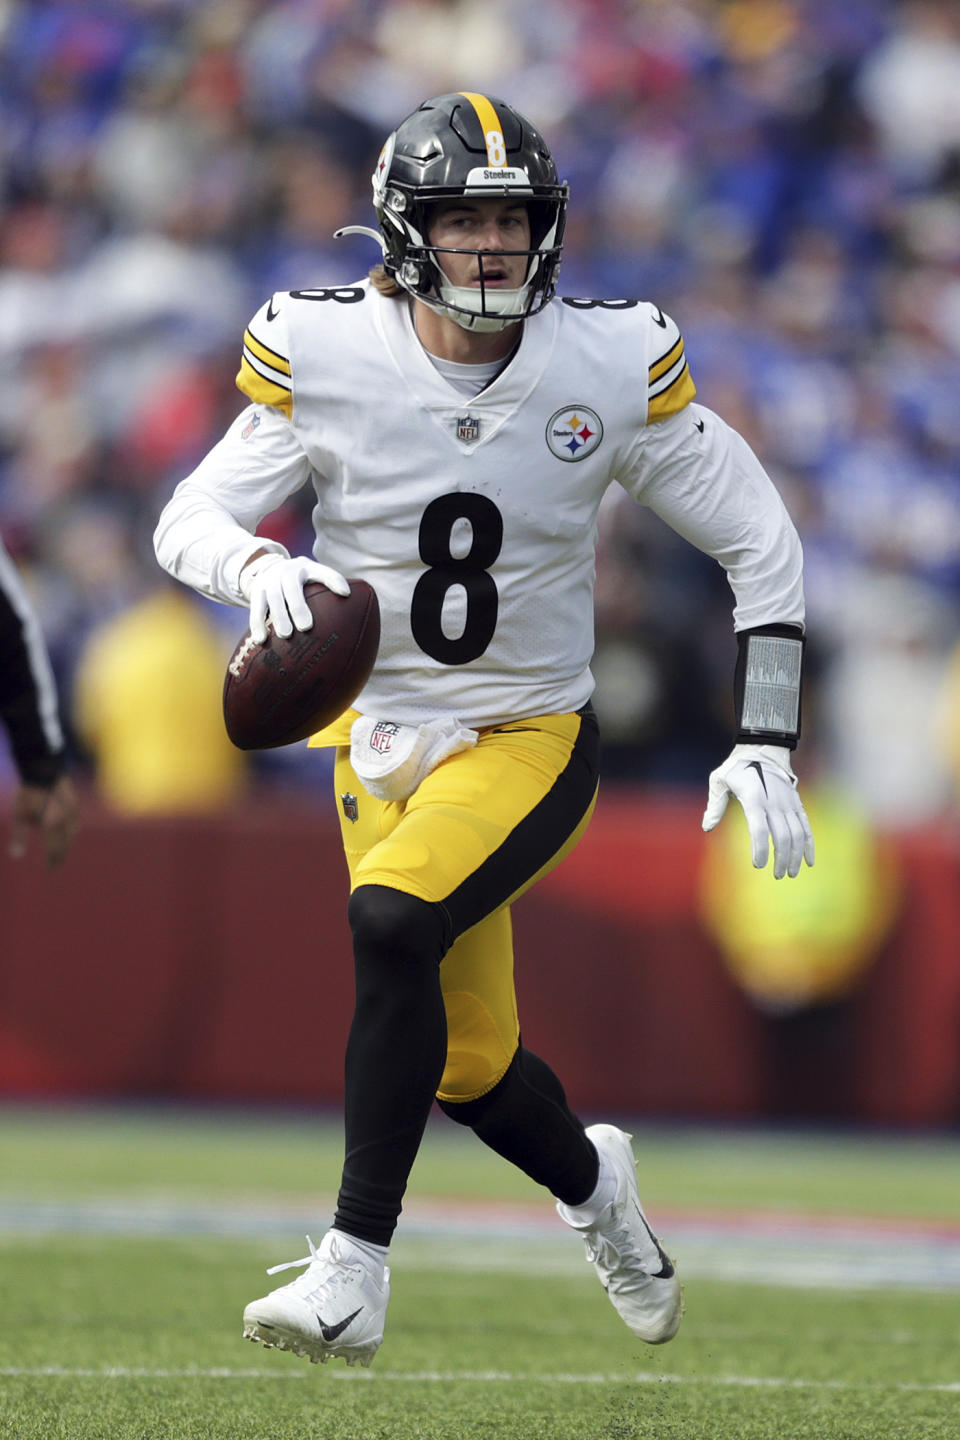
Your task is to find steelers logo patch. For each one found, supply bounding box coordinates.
[546,406,604,462]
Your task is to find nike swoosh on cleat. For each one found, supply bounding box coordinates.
[633,1202,675,1277]
[317,1307,362,1343]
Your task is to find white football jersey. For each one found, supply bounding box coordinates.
[154,281,804,730]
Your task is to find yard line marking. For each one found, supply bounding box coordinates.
[2,1366,959,1393]
[2,1199,960,1291]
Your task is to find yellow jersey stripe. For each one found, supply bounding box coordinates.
[649,335,684,384]
[241,342,291,390]
[647,364,696,423]
[243,327,291,376]
[459,91,505,165]
[648,353,689,399]
[235,359,293,418]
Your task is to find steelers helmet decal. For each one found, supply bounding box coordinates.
[367,93,568,332]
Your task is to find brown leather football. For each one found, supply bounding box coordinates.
[222,579,380,750]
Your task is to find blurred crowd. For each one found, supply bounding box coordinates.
[2,0,960,827]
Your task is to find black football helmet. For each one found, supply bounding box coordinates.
[343,92,568,332]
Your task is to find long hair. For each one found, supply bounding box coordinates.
[369,264,403,297]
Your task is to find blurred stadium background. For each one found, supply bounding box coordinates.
[1,0,959,1127]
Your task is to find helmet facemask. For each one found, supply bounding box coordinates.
[356,94,568,333]
[387,192,565,333]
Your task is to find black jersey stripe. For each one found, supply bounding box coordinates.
[649,334,684,383]
[244,326,291,375]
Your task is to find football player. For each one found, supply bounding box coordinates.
[0,534,78,869]
[154,92,814,1367]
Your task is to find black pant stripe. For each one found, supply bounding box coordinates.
[442,705,600,939]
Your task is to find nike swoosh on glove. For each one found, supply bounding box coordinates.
[240,554,350,644]
[702,744,815,880]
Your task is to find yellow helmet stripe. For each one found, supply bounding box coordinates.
[459,91,507,167]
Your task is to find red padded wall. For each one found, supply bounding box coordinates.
[1,791,957,1122]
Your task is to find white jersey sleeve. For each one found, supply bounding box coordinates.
[644,305,697,423]
[235,293,293,418]
[155,292,317,605]
[153,400,311,606]
[619,401,804,630]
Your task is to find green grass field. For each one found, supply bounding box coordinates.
[0,1107,958,1439]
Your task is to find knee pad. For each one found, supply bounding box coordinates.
[348,884,452,969]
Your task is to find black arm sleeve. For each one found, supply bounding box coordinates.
[0,553,65,787]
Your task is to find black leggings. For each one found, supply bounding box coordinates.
[333,884,598,1247]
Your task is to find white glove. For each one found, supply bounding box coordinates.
[702,744,815,880]
[239,553,350,644]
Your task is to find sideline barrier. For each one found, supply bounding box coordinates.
[1,792,957,1123]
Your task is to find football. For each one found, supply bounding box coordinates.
[222,579,380,750]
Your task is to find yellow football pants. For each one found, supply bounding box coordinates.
[331,707,599,1103]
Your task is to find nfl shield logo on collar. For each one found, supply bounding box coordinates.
[340,792,359,823]
[456,415,481,443]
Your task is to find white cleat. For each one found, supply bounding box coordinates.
[242,1230,389,1367]
[558,1124,683,1344]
